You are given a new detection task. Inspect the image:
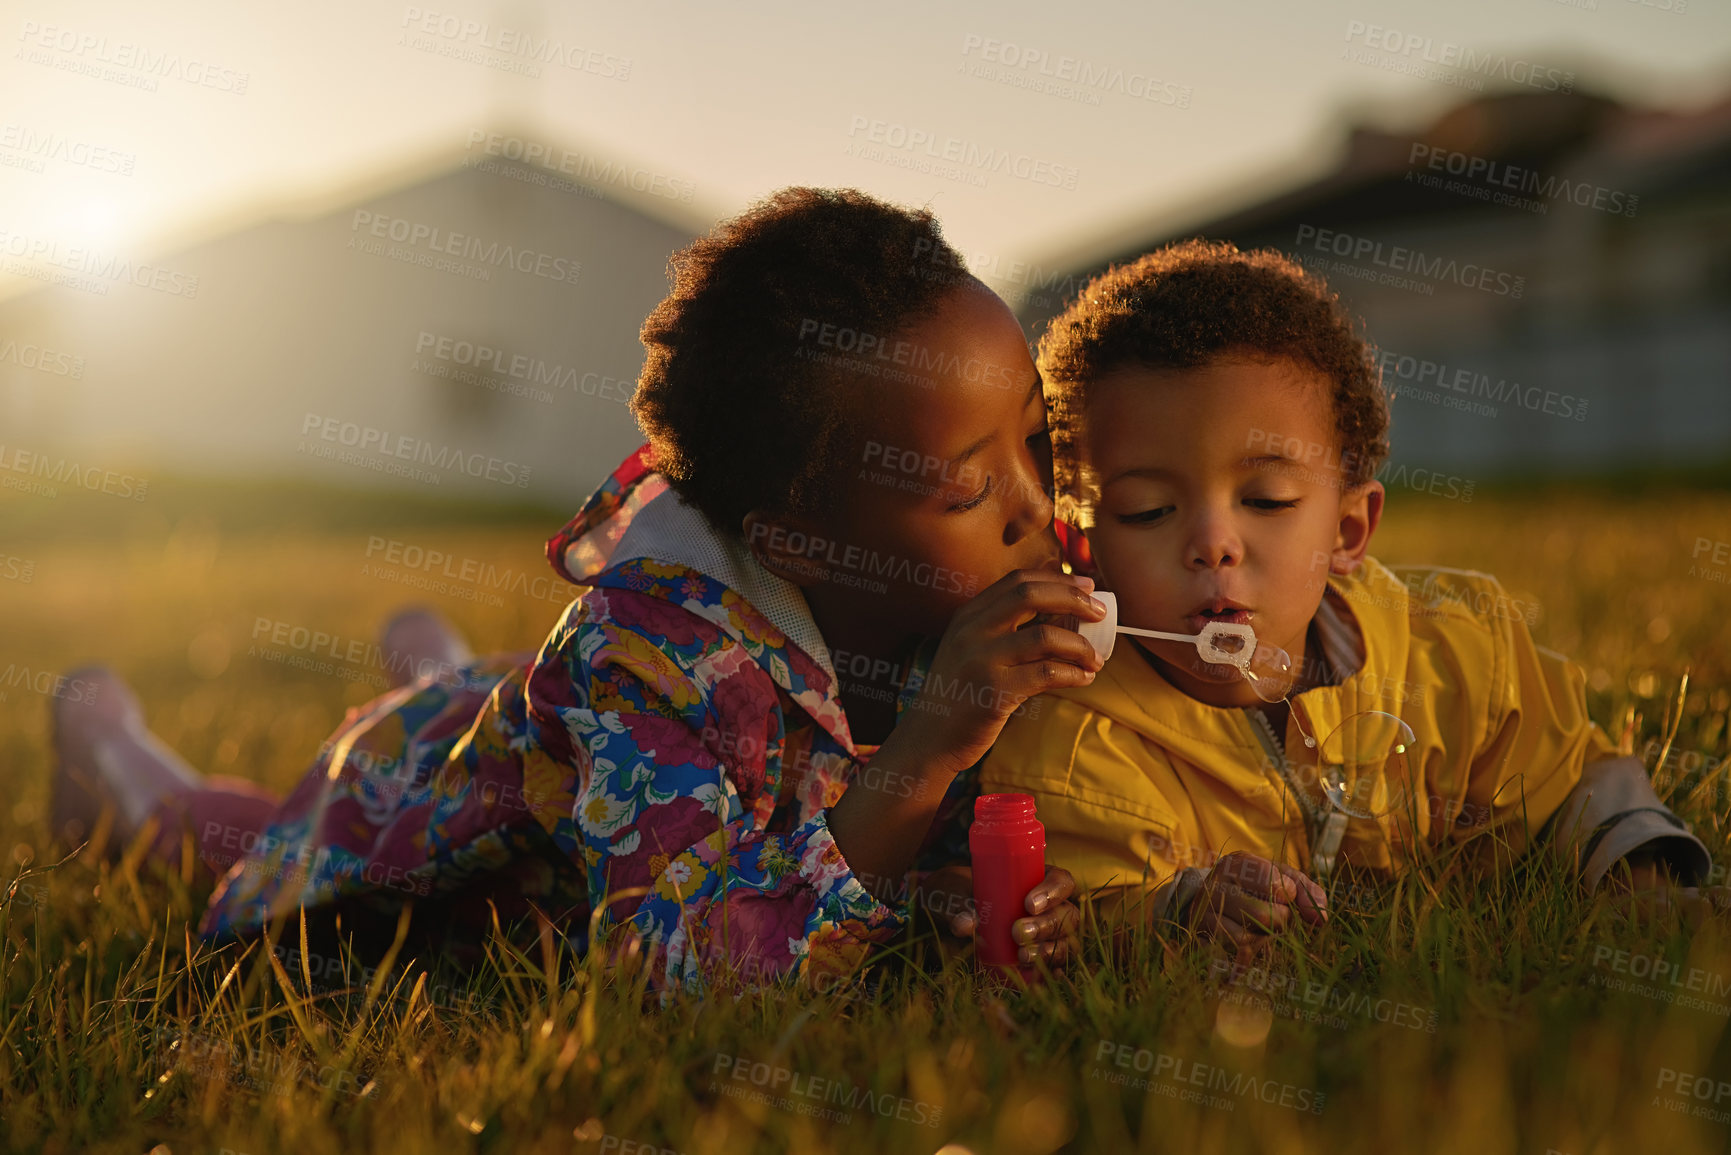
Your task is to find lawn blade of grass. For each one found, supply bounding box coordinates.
[1655,670,1690,799]
[263,933,325,1059]
[300,904,314,995]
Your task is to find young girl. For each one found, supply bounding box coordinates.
[49,188,1107,992]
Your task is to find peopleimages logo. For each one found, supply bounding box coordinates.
[0,553,36,583]
[0,443,149,500]
[462,132,693,202]
[349,212,582,285]
[957,34,1192,108]
[845,116,1080,189]
[1209,958,1439,1033]
[398,8,631,79]
[796,317,1025,391]
[1592,945,1731,1001]
[1407,144,1637,218]
[1294,225,1524,298]
[15,20,250,94]
[0,665,100,704]
[710,1053,943,1128]
[0,337,84,379]
[1654,1068,1731,1126]
[1091,1041,1325,1114]
[1376,348,1589,421]
[745,522,980,598]
[0,228,200,298]
[363,535,573,607]
[1342,21,1575,93]
[0,123,136,175]
[910,236,1087,307]
[298,413,534,488]
[413,331,632,403]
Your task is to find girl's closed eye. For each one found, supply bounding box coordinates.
[1245,497,1301,511]
[948,475,994,513]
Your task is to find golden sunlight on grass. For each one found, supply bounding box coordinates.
[1,480,1728,1154]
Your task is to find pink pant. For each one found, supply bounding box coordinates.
[146,776,282,880]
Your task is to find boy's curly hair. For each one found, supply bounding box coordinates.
[630,187,971,534]
[1037,239,1389,523]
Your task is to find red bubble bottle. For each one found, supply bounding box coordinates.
[970,793,1047,972]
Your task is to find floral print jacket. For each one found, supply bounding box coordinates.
[201,447,976,994]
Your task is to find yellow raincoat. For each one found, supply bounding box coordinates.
[981,557,1696,900]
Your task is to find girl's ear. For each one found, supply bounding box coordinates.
[740,510,830,588]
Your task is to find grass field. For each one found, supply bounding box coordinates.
[2,476,1730,1155]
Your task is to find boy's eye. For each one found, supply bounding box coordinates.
[1117,506,1173,525]
[948,475,994,513]
[1246,498,1301,511]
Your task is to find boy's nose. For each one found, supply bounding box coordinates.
[1186,519,1242,569]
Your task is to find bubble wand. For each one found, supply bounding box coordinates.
[1073,591,1295,702]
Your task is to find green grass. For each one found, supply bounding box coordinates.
[2,476,1730,1155]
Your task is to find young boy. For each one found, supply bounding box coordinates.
[982,240,1712,947]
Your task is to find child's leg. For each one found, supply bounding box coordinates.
[51,607,471,871]
[51,666,200,843]
[50,668,280,876]
[380,607,474,688]
[151,777,282,879]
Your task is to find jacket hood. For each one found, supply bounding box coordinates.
[546,444,837,680]
[545,444,669,586]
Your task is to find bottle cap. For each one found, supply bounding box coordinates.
[971,793,1045,847]
[975,792,1038,827]
[1077,590,1118,662]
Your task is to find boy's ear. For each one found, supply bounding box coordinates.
[740,510,829,588]
[1329,481,1384,575]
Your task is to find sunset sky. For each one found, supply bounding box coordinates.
[2,0,1727,297]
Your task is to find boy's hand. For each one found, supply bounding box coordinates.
[1185,852,1328,948]
[890,569,1104,780]
[1012,865,1081,968]
[1605,849,1731,929]
[919,863,1081,968]
[1606,882,1731,930]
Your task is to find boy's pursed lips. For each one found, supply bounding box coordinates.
[1185,596,1252,635]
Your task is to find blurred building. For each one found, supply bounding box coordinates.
[0,129,704,507]
[1017,90,1731,478]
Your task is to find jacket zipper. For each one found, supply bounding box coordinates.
[1247,707,1319,855]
